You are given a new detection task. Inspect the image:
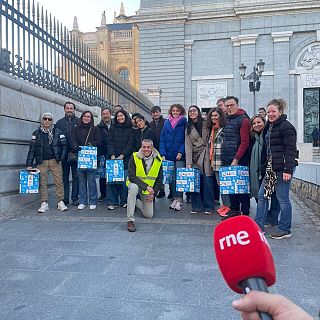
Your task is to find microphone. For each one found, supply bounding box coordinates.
[213,215,276,320]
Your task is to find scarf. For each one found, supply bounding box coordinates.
[250,132,264,198]
[263,124,277,199]
[40,124,54,144]
[169,115,183,129]
[209,123,220,161]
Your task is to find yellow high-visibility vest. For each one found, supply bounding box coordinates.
[126,153,162,194]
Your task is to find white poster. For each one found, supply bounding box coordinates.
[197,82,227,109]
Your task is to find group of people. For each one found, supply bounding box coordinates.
[26,95,297,238]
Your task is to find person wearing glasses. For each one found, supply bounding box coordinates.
[26,112,68,213]
[221,96,251,218]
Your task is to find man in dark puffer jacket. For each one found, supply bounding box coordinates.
[26,112,68,213]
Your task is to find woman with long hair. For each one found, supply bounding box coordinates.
[206,107,229,216]
[185,105,214,214]
[254,98,297,239]
[249,114,266,201]
[133,114,155,152]
[159,103,187,211]
[107,109,134,210]
[71,111,101,210]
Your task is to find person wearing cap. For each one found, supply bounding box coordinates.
[126,139,163,232]
[26,112,68,213]
[133,114,155,151]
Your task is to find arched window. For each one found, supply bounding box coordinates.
[119,68,130,83]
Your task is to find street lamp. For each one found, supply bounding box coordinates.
[239,59,265,114]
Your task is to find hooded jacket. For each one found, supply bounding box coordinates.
[107,110,134,169]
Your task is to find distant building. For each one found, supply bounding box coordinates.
[71,2,139,93]
[136,0,320,143]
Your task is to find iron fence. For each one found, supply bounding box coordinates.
[0,0,153,113]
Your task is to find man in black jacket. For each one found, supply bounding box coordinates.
[56,102,79,206]
[126,139,163,232]
[26,112,68,213]
[149,105,166,198]
[97,107,112,202]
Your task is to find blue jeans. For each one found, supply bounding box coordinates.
[266,192,280,226]
[191,175,215,211]
[255,171,292,232]
[78,169,98,205]
[62,160,79,203]
[108,169,128,206]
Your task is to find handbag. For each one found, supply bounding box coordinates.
[67,127,92,163]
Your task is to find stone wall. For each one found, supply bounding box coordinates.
[0,71,98,215]
[291,162,320,217]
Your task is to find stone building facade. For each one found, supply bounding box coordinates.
[136,0,320,143]
[72,2,139,92]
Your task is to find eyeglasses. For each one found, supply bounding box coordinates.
[43,117,52,121]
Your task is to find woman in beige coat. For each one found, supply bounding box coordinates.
[185,105,214,214]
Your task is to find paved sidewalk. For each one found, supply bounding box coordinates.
[0,193,319,319]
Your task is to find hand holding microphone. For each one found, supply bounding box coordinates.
[232,291,313,320]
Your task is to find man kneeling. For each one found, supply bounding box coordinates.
[126,139,163,232]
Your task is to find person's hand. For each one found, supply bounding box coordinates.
[146,186,154,195]
[231,159,239,166]
[232,291,313,320]
[162,156,166,160]
[176,153,182,161]
[116,154,124,160]
[283,172,292,182]
[26,166,33,170]
[111,155,116,160]
[146,194,154,202]
[186,164,192,169]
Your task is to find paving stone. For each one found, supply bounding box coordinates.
[0,293,82,320]
[0,252,60,271]
[53,274,134,298]
[41,240,102,255]
[0,270,69,294]
[104,257,173,277]
[125,276,202,305]
[46,255,114,273]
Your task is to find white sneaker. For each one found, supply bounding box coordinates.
[38,202,49,213]
[89,205,96,210]
[57,201,68,212]
[108,205,115,210]
[170,199,178,209]
[78,204,87,210]
[174,201,182,211]
[122,204,127,208]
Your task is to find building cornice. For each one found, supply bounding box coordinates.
[271,31,293,43]
[231,34,259,46]
[234,0,320,15]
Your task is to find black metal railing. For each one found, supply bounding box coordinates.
[0,0,152,113]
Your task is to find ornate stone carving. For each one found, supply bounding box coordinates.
[300,46,320,70]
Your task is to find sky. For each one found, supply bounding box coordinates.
[37,0,141,32]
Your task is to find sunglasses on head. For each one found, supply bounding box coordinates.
[43,117,52,121]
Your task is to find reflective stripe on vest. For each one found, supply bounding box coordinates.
[126,153,162,194]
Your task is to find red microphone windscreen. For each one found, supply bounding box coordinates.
[213,215,276,293]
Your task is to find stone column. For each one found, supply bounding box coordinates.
[271,31,293,108]
[147,86,162,107]
[184,40,193,107]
